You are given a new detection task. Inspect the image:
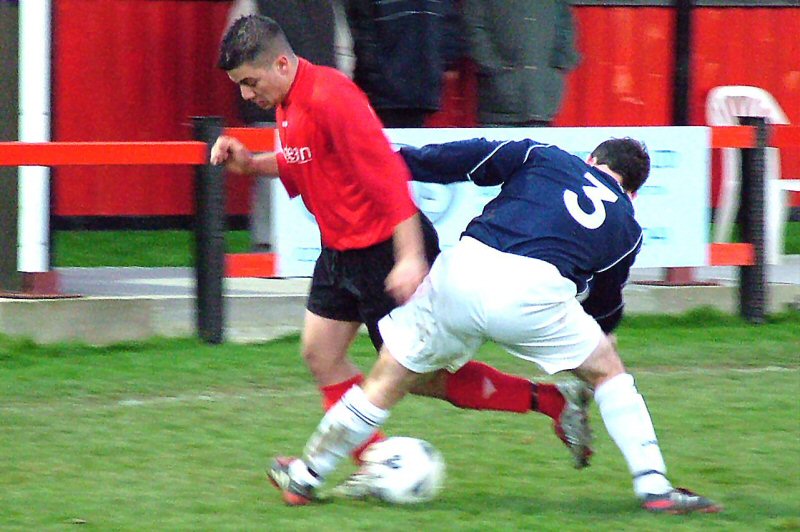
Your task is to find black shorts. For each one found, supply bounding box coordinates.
[307,214,440,350]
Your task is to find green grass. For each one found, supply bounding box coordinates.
[53,230,251,267]
[1,309,798,531]
[54,222,800,267]
[786,221,800,257]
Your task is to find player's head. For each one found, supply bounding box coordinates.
[218,15,297,109]
[589,137,650,194]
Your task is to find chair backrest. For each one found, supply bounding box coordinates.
[706,85,790,126]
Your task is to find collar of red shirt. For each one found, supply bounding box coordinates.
[281,57,313,109]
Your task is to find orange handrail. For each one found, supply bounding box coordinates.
[710,124,800,149]
[0,141,207,166]
[710,126,756,149]
[772,125,800,149]
[0,127,276,166]
[223,127,276,152]
[0,126,797,167]
[708,243,755,267]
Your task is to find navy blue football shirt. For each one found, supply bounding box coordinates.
[400,138,643,332]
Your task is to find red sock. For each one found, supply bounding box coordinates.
[445,361,532,413]
[320,374,364,410]
[532,383,565,421]
[320,374,385,463]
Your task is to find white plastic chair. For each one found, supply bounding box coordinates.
[706,85,799,264]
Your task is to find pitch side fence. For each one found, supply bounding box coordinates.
[1,118,798,343]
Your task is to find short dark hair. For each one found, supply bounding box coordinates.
[218,15,293,71]
[590,137,650,193]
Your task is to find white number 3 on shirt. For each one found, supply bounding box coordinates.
[563,171,619,229]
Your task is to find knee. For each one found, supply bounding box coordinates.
[301,343,344,377]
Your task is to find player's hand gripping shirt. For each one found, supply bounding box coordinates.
[274,58,418,251]
[400,138,643,332]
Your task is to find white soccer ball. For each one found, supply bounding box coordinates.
[359,436,446,504]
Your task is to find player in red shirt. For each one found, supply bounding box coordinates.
[211,15,589,465]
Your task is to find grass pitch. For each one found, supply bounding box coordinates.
[1,310,798,531]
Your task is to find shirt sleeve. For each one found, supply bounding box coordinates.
[581,242,640,333]
[400,139,546,186]
[317,81,418,224]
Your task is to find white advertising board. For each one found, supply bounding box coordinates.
[272,127,710,276]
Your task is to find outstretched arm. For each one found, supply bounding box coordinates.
[400,138,546,186]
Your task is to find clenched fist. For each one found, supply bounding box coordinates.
[210,135,255,174]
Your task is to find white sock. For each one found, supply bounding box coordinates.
[594,373,672,498]
[301,386,389,481]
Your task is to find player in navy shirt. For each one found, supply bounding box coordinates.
[269,137,721,514]
[400,138,642,334]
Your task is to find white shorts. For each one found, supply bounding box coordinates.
[378,237,603,375]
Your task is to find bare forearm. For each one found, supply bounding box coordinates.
[392,213,426,264]
[251,152,279,176]
[385,213,429,304]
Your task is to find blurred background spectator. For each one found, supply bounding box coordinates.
[345,0,463,128]
[462,0,580,127]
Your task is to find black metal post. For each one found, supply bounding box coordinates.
[192,116,226,344]
[0,1,22,292]
[738,116,768,324]
[672,0,693,126]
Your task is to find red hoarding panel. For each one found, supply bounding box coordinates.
[52,0,248,216]
[556,7,674,127]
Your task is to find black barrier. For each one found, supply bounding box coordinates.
[672,0,692,127]
[0,2,21,292]
[738,116,768,323]
[193,116,226,344]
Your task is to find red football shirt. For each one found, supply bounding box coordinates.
[275,58,418,251]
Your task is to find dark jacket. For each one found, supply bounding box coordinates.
[463,0,580,125]
[346,0,462,112]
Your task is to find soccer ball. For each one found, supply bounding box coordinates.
[359,436,446,504]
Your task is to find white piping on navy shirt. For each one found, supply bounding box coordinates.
[597,231,643,273]
[466,141,553,182]
[593,301,625,321]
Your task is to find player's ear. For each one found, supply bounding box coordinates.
[274,54,291,74]
[586,155,597,166]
